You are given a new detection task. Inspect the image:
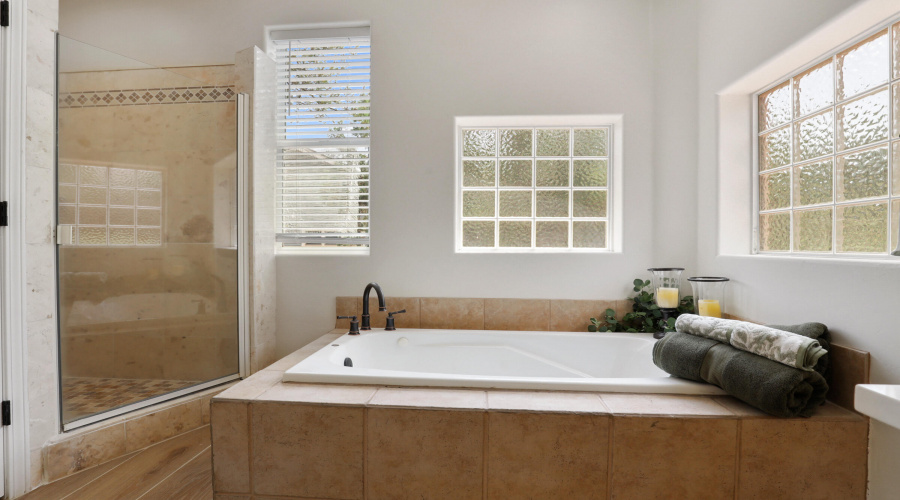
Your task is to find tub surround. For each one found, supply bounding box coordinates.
[212,328,868,499]
[339,296,870,410]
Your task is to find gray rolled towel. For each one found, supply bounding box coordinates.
[653,331,829,418]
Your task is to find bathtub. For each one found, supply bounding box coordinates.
[283,329,725,395]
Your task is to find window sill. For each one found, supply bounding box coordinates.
[718,252,900,268]
[276,247,370,257]
[455,247,619,254]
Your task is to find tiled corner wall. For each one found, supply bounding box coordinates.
[25,0,62,490]
[234,46,278,373]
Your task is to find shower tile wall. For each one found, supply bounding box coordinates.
[27,0,60,486]
[234,47,278,372]
[57,65,239,423]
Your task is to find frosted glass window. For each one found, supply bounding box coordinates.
[756,20,900,256]
[458,122,615,251]
[58,163,164,247]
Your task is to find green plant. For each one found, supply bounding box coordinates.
[588,279,694,334]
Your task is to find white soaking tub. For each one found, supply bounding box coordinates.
[283,329,725,395]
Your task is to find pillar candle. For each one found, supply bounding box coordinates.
[656,287,679,308]
[697,299,722,318]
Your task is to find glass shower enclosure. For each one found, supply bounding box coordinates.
[56,36,243,429]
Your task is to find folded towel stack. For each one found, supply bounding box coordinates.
[653,315,830,418]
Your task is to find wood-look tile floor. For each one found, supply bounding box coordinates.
[21,426,213,500]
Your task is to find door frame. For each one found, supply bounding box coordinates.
[1,0,34,496]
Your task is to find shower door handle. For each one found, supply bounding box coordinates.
[56,225,75,245]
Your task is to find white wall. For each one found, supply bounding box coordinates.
[693,0,900,497]
[651,0,699,267]
[276,0,661,354]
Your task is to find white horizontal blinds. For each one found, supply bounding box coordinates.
[274,32,371,247]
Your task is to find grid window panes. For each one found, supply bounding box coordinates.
[459,125,612,250]
[58,164,163,246]
[757,21,900,255]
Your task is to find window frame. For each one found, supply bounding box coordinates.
[268,23,372,255]
[454,115,624,254]
[751,15,900,258]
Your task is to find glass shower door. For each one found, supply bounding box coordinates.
[57,37,241,429]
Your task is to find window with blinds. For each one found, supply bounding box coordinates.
[273,29,370,249]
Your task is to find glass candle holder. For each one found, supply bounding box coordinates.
[687,277,730,318]
[647,268,684,309]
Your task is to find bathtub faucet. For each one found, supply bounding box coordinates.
[361,282,387,330]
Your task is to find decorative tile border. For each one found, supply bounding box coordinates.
[59,86,236,108]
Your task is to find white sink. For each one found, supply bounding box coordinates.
[855,384,900,430]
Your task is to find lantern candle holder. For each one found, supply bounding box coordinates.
[647,267,684,339]
[687,277,730,318]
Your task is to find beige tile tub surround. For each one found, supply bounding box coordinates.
[210,401,250,494]
[369,408,484,500]
[484,298,550,331]
[550,299,617,332]
[211,329,869,499]
[488,412,609,499]
[421,297,485,330]
[611,417,738,499]
[335,296,630,332]
[253,404,365,499]
[41,384,229,484]
[334,297,870,410]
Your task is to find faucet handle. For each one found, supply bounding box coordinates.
[384,310,406,331]
[337,315,360,335]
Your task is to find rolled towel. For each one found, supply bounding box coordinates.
[675,314,827,371]
[766,322,830,377]
[653,332,828,417]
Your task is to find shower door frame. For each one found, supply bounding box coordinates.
[56,74,251,432]
[1,0,32,495]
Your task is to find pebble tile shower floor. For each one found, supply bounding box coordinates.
[62,377,200,422]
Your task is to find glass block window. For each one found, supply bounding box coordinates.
[756,20,900,255]
[58,164,163,246]
[457,119,618,252]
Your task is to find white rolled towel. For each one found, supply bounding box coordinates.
[674,314,827,371]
